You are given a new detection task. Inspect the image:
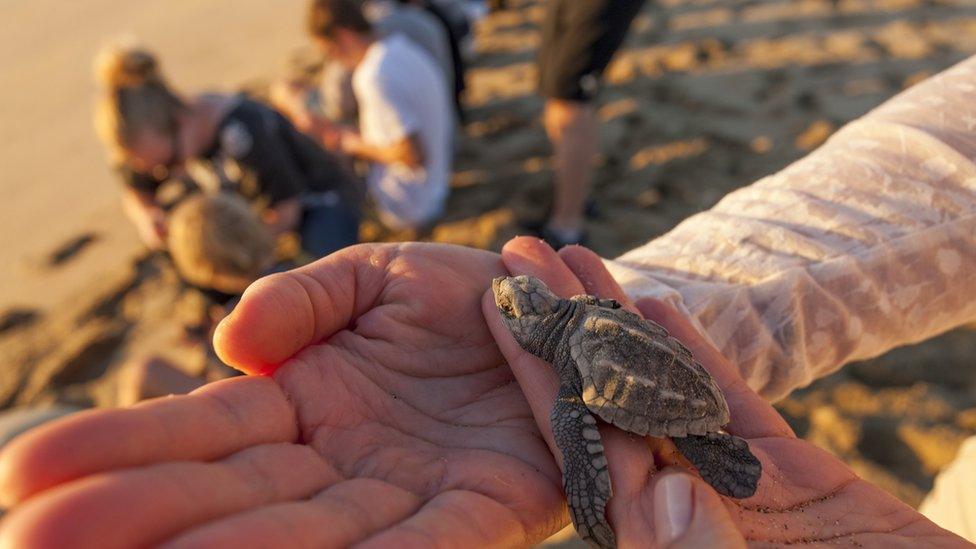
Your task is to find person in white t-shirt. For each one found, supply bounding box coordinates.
[306,0,452,231]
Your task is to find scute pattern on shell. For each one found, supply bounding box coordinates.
[572,307,730,438]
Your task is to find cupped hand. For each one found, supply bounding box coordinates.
[0,243,566,548]
[483,237,968,548]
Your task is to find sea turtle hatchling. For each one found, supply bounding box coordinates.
[492,275,762,548]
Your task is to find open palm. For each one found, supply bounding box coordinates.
[0,243,566,548]
[484,237,968,548]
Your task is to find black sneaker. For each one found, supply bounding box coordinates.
[539,226,588,250]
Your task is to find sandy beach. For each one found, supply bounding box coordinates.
[2,0,976,546]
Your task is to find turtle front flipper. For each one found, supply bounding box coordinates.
[672,432,762,499]
[552,384,615,549]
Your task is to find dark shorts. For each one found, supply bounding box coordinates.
[538,0,647,102]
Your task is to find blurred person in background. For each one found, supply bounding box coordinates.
[536,0,646,248]
[275,0,464,128]
[94,44,361,259]
[284,0,453,231]
[386,0,471,121]
[166,192,285,298]
[365,0,456,101]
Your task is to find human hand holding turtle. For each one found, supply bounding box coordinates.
[0,239,966,548]
[0,243,568,548]
[483,237,967,548]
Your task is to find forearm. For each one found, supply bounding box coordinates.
[268,81,343,152]
[344,140,391,164]
[608,54,976,401]
[344,133,423,169]
[121,188,167,249]
[121,187,155,217]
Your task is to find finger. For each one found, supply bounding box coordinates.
[357,489,538,549]
[559,248,791,438]
[500,236,585,297]
[728,440,930,545]
[649,469,745,549]
[488,237,587,453]
[558,245,787,439]
[555,245,680,479]
[557,245,640,314]
[482,291,560,455]
[161,479,421,549]
[0,376,298,506]
[0,443,340,549]
[730,438,849,511]
[214,244,397,375]
[636,298,794,439]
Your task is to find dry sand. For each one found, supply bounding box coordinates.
[0,0,309,315]
[2,0,976,546]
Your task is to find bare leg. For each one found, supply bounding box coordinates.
[551,384,615,548]
[544,99,598,242]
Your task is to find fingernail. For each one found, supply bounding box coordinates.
[654,473,693,545]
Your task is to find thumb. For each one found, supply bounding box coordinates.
[214,245,390,375]
[652,470,745,549]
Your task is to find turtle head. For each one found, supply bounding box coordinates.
[492,275,565,353]
[492,275,561,320]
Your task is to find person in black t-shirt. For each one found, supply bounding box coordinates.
[94,44,361,258]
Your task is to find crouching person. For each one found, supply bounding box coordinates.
[94,44,362,259]
[167,192,290,297]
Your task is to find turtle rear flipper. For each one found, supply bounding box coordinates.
[552,384,615,549]
[672,432,762,499]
